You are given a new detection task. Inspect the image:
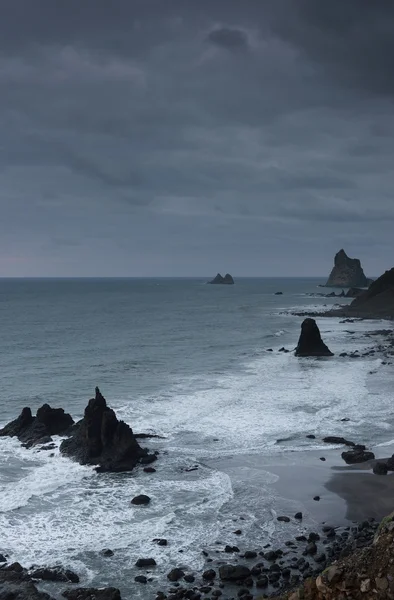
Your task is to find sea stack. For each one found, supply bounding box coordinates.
[295,319,334,357]
[208,273,234,285]
[325,249,370,288]
[60,387,156,472]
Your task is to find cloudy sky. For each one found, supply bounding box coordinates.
[1,0,393,277]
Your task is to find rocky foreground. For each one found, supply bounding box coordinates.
[272,514,394,600]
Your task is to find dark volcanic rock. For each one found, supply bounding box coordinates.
[344,267,394,319]
[30,568,79,584]
[325,249,369,288]
[60,388,154,472]
[0,404,74,448]
[131,495,150,505]
[218,565,251,581]
[323,436,354,446]
[373,462,388,475]
[167,569,185,582]
[295,319,334,357]
[208,273,235,285]
[342,448,375,464]
[135,558,156,568]
[0,562,56,600]
[62,589,121,600]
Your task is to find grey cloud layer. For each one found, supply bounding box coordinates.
[0,0,393,275]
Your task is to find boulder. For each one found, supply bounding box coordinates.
[341,449,375,464]
[0,405,74,448]
[219,565,251,581]
[208,273,235,285]
[30,568,79,583]
[131,495,150,506]
[295,319,334,357]
[0,562,56,600]
[60,388,155,472]
[325,249,369,288]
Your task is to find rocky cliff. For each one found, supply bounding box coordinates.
[343,267,394,319]
[325,250,370,288]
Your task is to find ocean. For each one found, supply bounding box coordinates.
[0,277,392,598]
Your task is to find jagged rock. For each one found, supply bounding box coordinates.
[208,273,235,285]
[60,388,155,472]
[0,405,74,448]
[325,249,370,288]
[295,319,334,357]
[30,568,79,583]
[62,589,121,600]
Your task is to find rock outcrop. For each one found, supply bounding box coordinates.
[60,387,155,472]
[208,273,235,285]
[0,562,56,600]
[0,404,74,448]
[343,267,394,319]
[295,319,334,357]
[325,249,370,288]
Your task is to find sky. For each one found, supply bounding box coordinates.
[1,0,394,277]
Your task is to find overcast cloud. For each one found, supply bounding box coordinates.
[0,0,393,276]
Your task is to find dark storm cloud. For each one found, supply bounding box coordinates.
[0,0,394,276]
[206,26,249,51]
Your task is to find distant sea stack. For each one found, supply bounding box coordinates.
[325,249,370,288]
[295,318,334,357]
[208,273,234,285]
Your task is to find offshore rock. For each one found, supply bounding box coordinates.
[295,319,334,357]
[325,249,370,288]
[208,273,235,285]
[60,388,154,472]
[0,404,74,448]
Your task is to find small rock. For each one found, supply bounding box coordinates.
[184,575,195,583]
[255,576,268,588]
[294,512,303,520]
[153,538,168,546]
[373,462,388,475]
[244,551,257,559]
[305,543,317,555]
[167,568,185,582]
[218,565,251,581]
[101,549,114,557]
[313,496,320,501]
[306,435,316,439]
[308,533,320,542]
[233,530,242,535]
[277,516,290,523]
[135,575,147,584]
[202,570,216,581]
[131,494,151,505]
[135,558,156,568]
[144,467,156,473]
[320,457,326,461]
